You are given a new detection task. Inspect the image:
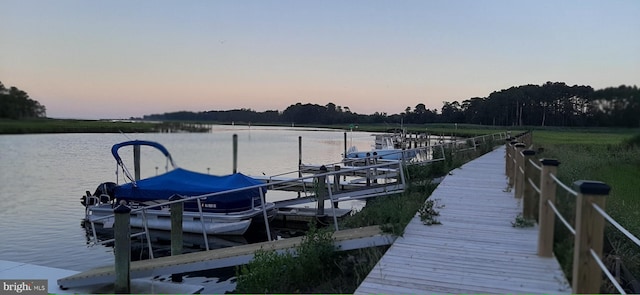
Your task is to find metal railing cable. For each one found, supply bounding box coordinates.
[591,248,627,294]
[140,210,154,258]
[550,173,578,197]
[592,203,640,247]
[529,158,542,171]
[528,178,541,195]
[506,133,640,293]
[546,169,637,293]
[544,172,577,235]
[546,199,576,235]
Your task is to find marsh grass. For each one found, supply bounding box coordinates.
[534,132,640,289]
[0,118,157,133]
[533,129,635,145]
[0,118,210,134]
[234,222,388,294]
[340,178,437,235]
[235,223,337,293]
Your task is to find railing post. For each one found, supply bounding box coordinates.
[114,202,131,294]
[504,137,514,177]
[513,143,526,198]
[316,165,327,216]
[372,151,378,184]
[572,180,610,293]
[522,149,536,219]
[537,159,560,257]
[507,140,518,188]
[332,165,341,208]
[519,132,527,146]
[343,132,347,159]
[365,153,371,186]
[169,195,183,283]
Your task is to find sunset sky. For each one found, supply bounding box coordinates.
[1,0,639,119]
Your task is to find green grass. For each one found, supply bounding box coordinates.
[0,118,156,134]
[0,118,211,134]
[533,129,634,145]
[235,222,388,294]
[345,123,519,138]
[340,179,437,236]
[532,131,640,289]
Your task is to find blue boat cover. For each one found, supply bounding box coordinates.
[115,168,266,210]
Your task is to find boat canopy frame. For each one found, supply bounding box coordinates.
[111,140,177,185]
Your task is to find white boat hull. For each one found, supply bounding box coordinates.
[86,204,275,235]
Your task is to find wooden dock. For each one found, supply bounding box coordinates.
[58,225,394,289]
[355,146,572,294]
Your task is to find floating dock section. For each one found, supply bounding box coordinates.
[58,225,394,289]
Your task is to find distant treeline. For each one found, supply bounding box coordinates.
[0,81,46,119]
[144,82,639,127]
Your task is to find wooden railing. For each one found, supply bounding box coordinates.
[505,131,640,294]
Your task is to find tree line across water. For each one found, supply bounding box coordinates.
[0,81,46,119]
[2,80,638,127]
[143,82,639,128]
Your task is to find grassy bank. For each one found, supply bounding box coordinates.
[0,118,212,134]
[328,123,520,138]
[0,118,156,134]
[532,129,640,291]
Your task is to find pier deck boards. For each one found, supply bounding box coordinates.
[58,225,394,289]
[355,146,572,294]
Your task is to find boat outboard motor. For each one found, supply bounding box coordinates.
[93,182,117,204]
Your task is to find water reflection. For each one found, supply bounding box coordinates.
[0,128,373,292]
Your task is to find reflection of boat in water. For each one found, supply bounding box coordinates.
[81,140,275,236]
[345,134,416,161]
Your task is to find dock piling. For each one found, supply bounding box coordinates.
[333,165,341,208]
[343,132,347,158]
[316,165,327,216]
[365,153,371,186]
[298,136,303,198]
[232,134,238,174]
[169,195,184,282]
[114,202,131,294]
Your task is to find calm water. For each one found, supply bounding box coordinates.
[0,125,375,291]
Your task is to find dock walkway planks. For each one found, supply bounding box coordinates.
[355,146,572,294]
